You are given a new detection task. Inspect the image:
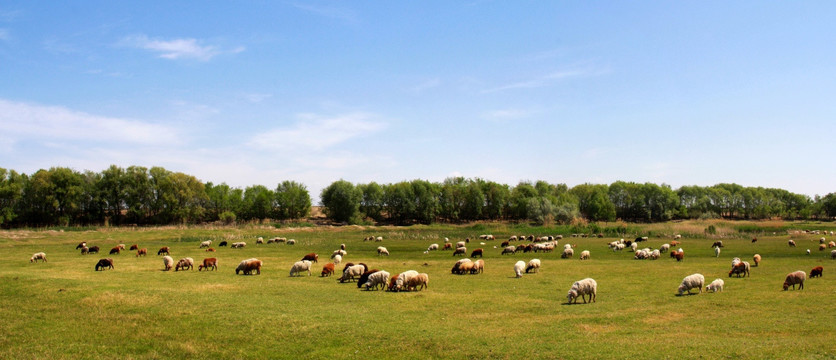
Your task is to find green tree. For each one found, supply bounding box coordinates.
[0,168,24,226]
[275,180,311,219]
[320,180,362,223]
[241,185,274,221]
[359,182,385,222]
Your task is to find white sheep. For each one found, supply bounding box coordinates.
[363,270,390,290]
[199,240,212,248]
[677,273,705,296]
[286,239,296,245]
[561,248,574,259]
[783,270,806,290]
[714,246,721,257]
[649,249,661,260]
[659,244,670,253]
[341,264,366,282]
[705,278,724,293]
[332,254,342,265]
[525,259,541,273]
[377,247,389,256]
[502,246,516,255]
[29,252,47,263]
[731,257,741,268]
[375,236,383,242]
[231,241,246,249]
[163,256,174,271]
[394,270,419,291]
[256,237,264,245]
[831,250,836,260]
[332,249,346,258]
[289,260,313,277]
[580,250,590,260]
[630,242,638,252]
[456,241,466,249]
[567,278,597,304]
[428,243,439,251]
[514,261,525,278]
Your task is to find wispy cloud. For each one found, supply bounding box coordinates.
[241,93,273,103]
[0,98,178,145]
[482,70,588,93]
[291,3,358,24]
[250,112,386,152]
[410,78,441,94]
[119,34,243,61]
[482,109,532,121]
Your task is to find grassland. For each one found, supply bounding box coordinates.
[1,221,835,359]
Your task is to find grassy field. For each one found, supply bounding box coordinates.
[1,221,835,359]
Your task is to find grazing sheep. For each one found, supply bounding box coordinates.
[451,259,473,274]
[659,244,671,253]
[331,250,347,259]
[711,241,724,248]
[377,247,390,256]
[109,247,120,255]
[525,259,541,273]
[235,258,262,275]
[453,247,466,257]
[231,242,247,249]
[157,247,170,256]
[332,254,342,265]
[340,264,366,283]
[442,243,453,250]
[457,261,475,274]
[731,257,741,268]
[286,239,296,245]
[163,256,174,271]
[514,261,525,278]
[752,237,757,243]
[375,236,383,242]
[30,252,47,263]
[218,241,228,247]
[321,263,335,277]
[129,244,138,251]
[829,241,836,248]
[387,274,400,291]
[820,244,827,251]
[80,246,90,255]
[501,245,516,255]
[199,240,212,248]
[290,260,313,277]
[198,258,218,271]
[677,274,705,295]
[806,249,811,255]
[753,254,761,267]
[95,258,114,271]
[567,278,597,304]
[561,248,574,259]
[501,241,510,248]
[175,257,194,271]
[729,261,750,278]
[256,237,264,245]
[670,240,680,247]
[470,248,483,258]
[831,250,836,259]
[674,234,682,240]
[580,250,590,260]
[672,250,684,262]
[714,247,721,257]
[456,241,466,249]
[136,248,147,257]
[357,269,380,288]
[788,240,797,247]
[117,244,126,251]
[394,270,420,291]
[427,244,439,251]
[363,270,390,290]
[75,242,86,250]
[471,259,484,274]
[206,248,215,252]
[810,266,823,278]
[406,273,429,291]
[301,253,319,263]
[783,271,806,290]
[821,237,827,244]
[630,243,639,252]
[705,279,724,293]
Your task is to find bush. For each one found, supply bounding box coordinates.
[219,211,236,225]
[705,225,717,235]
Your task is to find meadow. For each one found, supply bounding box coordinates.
[1,221,835,359]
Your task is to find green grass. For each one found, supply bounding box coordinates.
[1,222,835,359]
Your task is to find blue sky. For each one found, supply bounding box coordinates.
[1,2,835,201]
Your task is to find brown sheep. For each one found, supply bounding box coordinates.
[751,237,757,243]
[470,248,483,258]
[406,273,428,291]
[387,274,400,291]
[87,246,100,254]
[457,261,475,275]
[206,248,216,252]
[810,266,823,278]
[302,253,319,263]
[136,248,147,257]
[711,241,723,248]
[157,247,170,256]
[753,254,761,267]
[471,259,484,274]
[235,258,262,275]
[672,250,684,261]
[321,263,335,277]
[198,258,218,271]
[670,240,680,247]
[129,244,138,251]
[95,258,114,271]
[109,247,121,255]
[819,244,827,251]
[175,257,194,271]
[501,241,510,248]
[442,243,452,250]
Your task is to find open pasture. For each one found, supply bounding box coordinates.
[1,223,835,359]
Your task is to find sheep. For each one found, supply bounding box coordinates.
[406,273,429,291]
[109,247,120,255]
[714,246,721,257]
[711,241,724,248]
[672,250,684,262]
[136,248,147,257]
[289,260,313,277]
[362,270,390,290]
[514,261,525,278]
[235,258,262,275]
[471,259,484,274]
[832,250,836,260]
[206,247,215,252]
[394,270,419,291]
[256,237,264,245]
[453,247,466,257]
[443,243,453,250]
[783,271,806,290]
[509,235,518,241]
[95,258,114,271]
[561,248,574,259]
[829,241,836,248]
[301,253,319,263]
[75,242,86,250]
[580,250,590,260]
[705,279,724,293]
[753,254,761,267]
[677,274,705,295]
[231,242,247,249]
[340,243,346,250]
[129,244,138,251]
[674,234,682,239]
[457,261,475,274]
[751,237,757,243]
[501,245,516,255]
[375,236,383,242]
[332,254,342,265]
[821,237,827,244]
[810,266,823,278]
[456,241,466,249]
[427,244,439,251]
[30,252,47,263]
[659,244,670,253]
[286,239,296,245]
[157,247,170,256]
[387,274,400,291]
[670,240,680,247]
[357,269,381,288]
[788,240,797,247]
[731,257,741,268]
[501,241,510,248]
[117,244,126,251]
[567,278,597,304]
[198,258,218,271]
[470,248,483,258]
[199,240,212,248]
[175,257,194,271]
[525,259,541,273]
[820,244,827,251]
[630,243,639,252]
[321,263,336,277]
[451,259,473,274]
[163,256,174,271]
[807,249,811,255]
[218,241,228,247]
[340,264,366,283]
[729,261,750,278]
[377,247,390,256]
[80,246,90,255]
[331,250,347,259]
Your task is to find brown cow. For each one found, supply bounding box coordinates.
[199,258,218,271]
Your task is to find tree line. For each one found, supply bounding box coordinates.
[2,165,836,228]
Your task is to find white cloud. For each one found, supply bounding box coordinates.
[241,93,273,103]
[249,112,387,152]
[410,78,441,93]
[482,70,587,93]
[482,109,532,121]
[0,98,178,145]
[119,34,240,61]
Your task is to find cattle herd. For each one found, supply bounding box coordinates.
[27,232,834,302]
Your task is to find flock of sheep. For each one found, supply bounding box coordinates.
[27,231,833,302]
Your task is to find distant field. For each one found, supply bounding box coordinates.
[1,221,835,359]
